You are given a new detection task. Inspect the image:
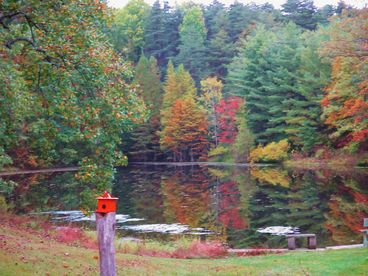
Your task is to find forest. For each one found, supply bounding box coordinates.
[108,0,367,164]
[1,0,367,207]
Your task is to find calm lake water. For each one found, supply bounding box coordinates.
[4,163,368,248]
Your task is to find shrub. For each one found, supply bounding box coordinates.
[117,239,228,259]
[172,241,228,259]
[249,139,289,163]
[54,226,97,249]
[208,145,229,158]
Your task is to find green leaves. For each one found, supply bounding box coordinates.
[1,0,144,210]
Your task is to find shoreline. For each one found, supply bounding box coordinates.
[0,166,79,176]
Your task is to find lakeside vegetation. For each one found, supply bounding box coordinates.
[1,1,367,210]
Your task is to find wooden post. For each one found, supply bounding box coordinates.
[307,236,317,249]
[287,236,296,250]
[96,212,116,276]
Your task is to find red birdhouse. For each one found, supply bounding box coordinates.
[96,191,118,213]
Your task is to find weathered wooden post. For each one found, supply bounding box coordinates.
[96,191,118,276]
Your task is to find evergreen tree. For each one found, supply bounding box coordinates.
[226,26,275,144]
[264,23,303,143]
[314,5,335,26]
[226,2,259,43]
[206,28,233,79]
[144,0,165,66]
[162,2,182,66]
[335,1,352,15]
[204,0,226,40]
[175,6,208,84]
[281,0,318,30]
[290,30,331,151]
[227,23,305,145]
[129,55,162,161]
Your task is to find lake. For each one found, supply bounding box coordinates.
[3,163,368,249]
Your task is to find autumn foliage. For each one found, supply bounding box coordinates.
[161,97,208,161]
[321,9,368,151]
[215,97,243,144]
[249,139,289,163]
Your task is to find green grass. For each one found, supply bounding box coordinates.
[1,216,367,275]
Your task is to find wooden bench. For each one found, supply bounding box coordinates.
[286,234,316,250]
[361,218,368,248]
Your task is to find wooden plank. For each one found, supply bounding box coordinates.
[96,212,116,276]
[287,234,315,238]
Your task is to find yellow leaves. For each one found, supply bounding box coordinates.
[250,168,290,187]
[249,139,289,163]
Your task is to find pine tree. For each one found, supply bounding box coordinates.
[144,0,165,66]
[226,2,259,43]
[264,23,303,144]
[281,0,318,30]
[204,0,226,40]
[226,25,275,144]
[227,23,309,146]
[314,5,335,26]
[161,2,182,70]
[129,55,162,160]
[175,6,208,84]
[290,30,331,151]
[206,28,233,79]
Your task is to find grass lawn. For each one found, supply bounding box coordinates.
[0,215,367,275]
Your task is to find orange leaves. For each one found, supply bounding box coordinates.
[161,97,208,159]
[352,130,368,142]
[340,98,368,118]
[320,11,368,149]
[320,96,329,107]
[358,80,368,96]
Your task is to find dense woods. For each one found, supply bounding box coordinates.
[111,0,367,163]
[1,0,367,208]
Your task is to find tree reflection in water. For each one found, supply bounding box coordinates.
[2,164,367,248]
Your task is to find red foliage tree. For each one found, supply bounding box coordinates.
[215,96,243,144]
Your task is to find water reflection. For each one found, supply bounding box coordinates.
[113,164,368,248]
[2,164,367,248]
